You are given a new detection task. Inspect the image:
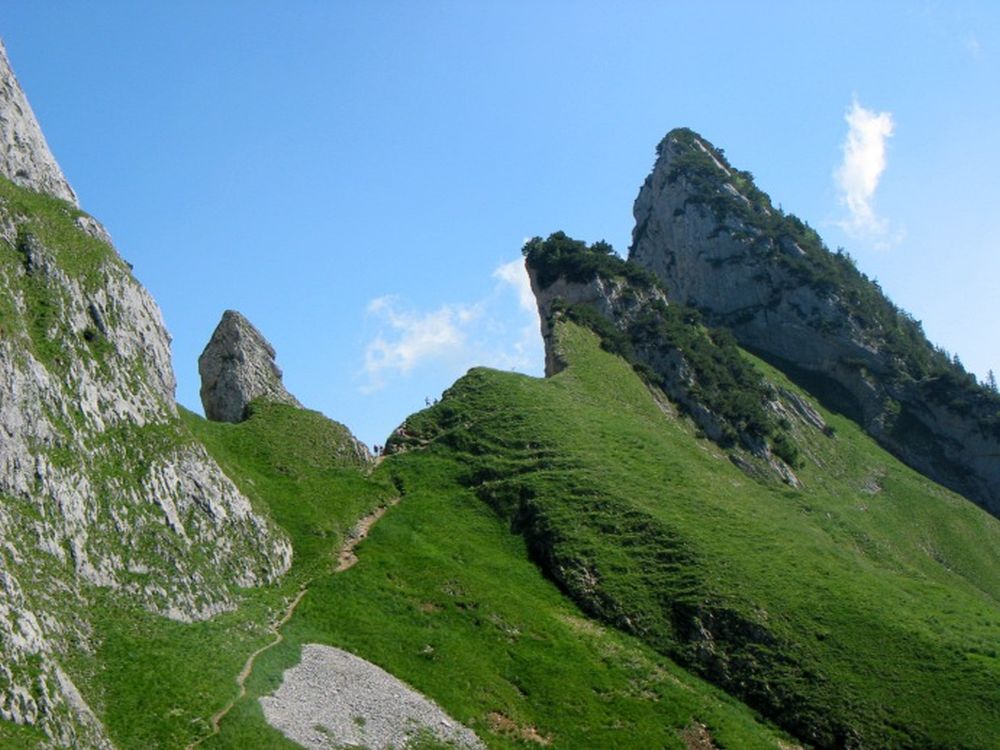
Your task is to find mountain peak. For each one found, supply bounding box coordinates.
[630,127,1000,516]
[199,309,303,423]
[0,39,78,205]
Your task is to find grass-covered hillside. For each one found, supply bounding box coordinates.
[42,399,791,750]
[391,320,1000,749]
[524,231,801,468]
[185,407,800,749]
[40,403,392,750]
[7,293,1000,749]
[3,164,998,749]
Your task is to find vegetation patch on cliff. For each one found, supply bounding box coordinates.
[524,232,798,464]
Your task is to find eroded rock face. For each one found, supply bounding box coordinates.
[199,310,303,423]
[529,269,667,377]
[0,46,291,746]
[526,256,803,485]
[630,128,1000,515]
[0,40,77,205]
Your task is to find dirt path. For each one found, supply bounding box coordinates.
[186,498,399,749]
[336,497,400,572]
[185,585,308,750]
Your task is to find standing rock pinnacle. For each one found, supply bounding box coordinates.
[199,310,303,423]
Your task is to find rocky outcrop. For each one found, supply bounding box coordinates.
[199,310,303,423]
[0,40,77,205]
[524,234,807,484]
[0,47,291,746]
[198,310,373,464]
[529,269,667,377]
[630,127,1000,515]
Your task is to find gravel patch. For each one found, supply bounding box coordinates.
[260,643,484,749]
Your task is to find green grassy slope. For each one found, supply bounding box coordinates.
[57,403,392,750]
[65,398,789,749]
[389,321,1000,749]
[210,453,797,749]
[186,408,792,749]
[69,323,1000,749]
[7,193,998,749]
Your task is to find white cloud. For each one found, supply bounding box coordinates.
[360,257,543,392]
[492,258,536,312]
[361,298,479,391]
[966,33,982,60]
[835,98,895,237]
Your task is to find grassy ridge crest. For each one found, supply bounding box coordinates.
[389,319,1000,748]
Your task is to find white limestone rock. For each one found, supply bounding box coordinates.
[0,43,292,745]
[0,39,77,205]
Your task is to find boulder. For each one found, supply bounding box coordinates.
[199,310,303,422]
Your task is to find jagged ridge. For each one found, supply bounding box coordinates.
[524,231,810,481]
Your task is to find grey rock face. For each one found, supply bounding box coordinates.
[199,310,303,423]
[630,129,1000,515]
[0,50,291,745]
[528,264,668,377]
[0,40,77,205]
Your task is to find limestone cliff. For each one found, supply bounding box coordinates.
[630,127,1000,515]
[0,40,77,206]
[529,267,667,378]
[0,46,291,746]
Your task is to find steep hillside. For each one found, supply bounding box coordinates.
[630,127,1000,516]
[0,42,290,748]
[3,30,1000,750]
[525,231,805,482]
[390,318,1000,748]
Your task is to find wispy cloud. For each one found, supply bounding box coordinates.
[361,298,479,392]
[492,258,536,312]
[360,258,542,392]
[966,33,983,60]
[834,98,895,238]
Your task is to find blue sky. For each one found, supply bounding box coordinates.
[5,2,999,447]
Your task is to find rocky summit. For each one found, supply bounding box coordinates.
[199,309,303,423]
[630,127,1000,518]
[0,40,77,206]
